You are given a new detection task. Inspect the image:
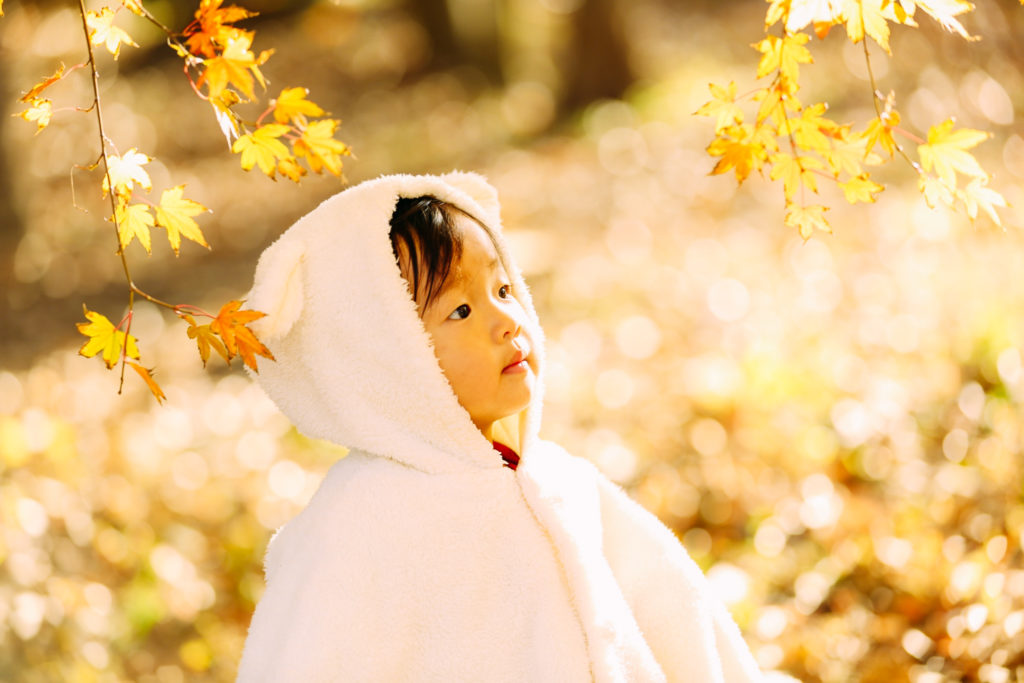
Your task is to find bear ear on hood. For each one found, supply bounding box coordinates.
[246,235,306,342]
[440,171,501,224]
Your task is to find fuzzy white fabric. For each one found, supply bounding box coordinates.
[237,172,764,682]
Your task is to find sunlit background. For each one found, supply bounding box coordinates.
[3,0,1024,681]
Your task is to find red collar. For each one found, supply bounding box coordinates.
[492,442,520,470]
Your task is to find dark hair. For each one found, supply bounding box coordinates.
[389,196,466,312]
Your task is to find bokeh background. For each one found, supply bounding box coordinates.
[3,0,1024,681]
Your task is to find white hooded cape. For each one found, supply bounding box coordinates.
[237,172,763,682]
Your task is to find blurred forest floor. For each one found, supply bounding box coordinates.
[3,0,1024,681]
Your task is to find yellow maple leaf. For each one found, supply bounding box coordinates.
[823,134,868,177]
[273,87,326,125]
[918,118,989,187]
[961,177,1007,226]
[753,32,813,87]
[102,148,152,197]
[77,305,140,369]
[776,0,847,34]
[114,202,155,253]
[121,0,145,17]
[13,99,53,134]
[277,157,307,183]
[915,0,977,40]
[844,0,892,53]
[787,103,836,153]
[86,7,139,60]
[199,33,272,100]
[232,123,291,178]
[695,81,744,134]
[862,110,901,158]
[127,361,166,404]
[770,152,824,200]
[785,203,831,239]
[839,173,884,203]
[155,186,210,254]
[293,119,350,176]
[179,313,230,366]
[919,175,956,209]
[210,89,242,145]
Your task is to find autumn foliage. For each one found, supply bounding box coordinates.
[11,0,351,402]
[696,0,1014,238]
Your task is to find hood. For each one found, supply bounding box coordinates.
[246,172,546,474]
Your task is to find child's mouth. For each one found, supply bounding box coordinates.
[502,349,529,374]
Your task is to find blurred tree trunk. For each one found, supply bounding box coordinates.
[403,0,503,82]
[562,0,634,110]
[0,61,22,283]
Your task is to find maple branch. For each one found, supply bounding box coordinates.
[78,0,137,394]
[860,24,920,173]
[130,285,178,311]
[773,31,809,207]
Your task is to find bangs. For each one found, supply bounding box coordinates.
[389,196,465,312]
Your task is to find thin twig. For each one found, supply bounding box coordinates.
[860,14,921,172]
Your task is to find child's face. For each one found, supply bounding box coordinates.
[404,214,537,440]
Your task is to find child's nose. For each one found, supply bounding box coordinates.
[493,302,522,341]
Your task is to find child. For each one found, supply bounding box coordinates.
[237,172,763,682]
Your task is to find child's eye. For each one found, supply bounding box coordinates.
[448,304,471,320]
[498,284,512,299]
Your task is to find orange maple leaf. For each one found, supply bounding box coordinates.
[209,300,274,371]
[184,0,257,58]
[198,33,272,101]
[707,124,773,183]
[128,361,167,404]
[20,63,68,103]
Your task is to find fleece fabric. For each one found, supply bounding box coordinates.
[237,172,764,682]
